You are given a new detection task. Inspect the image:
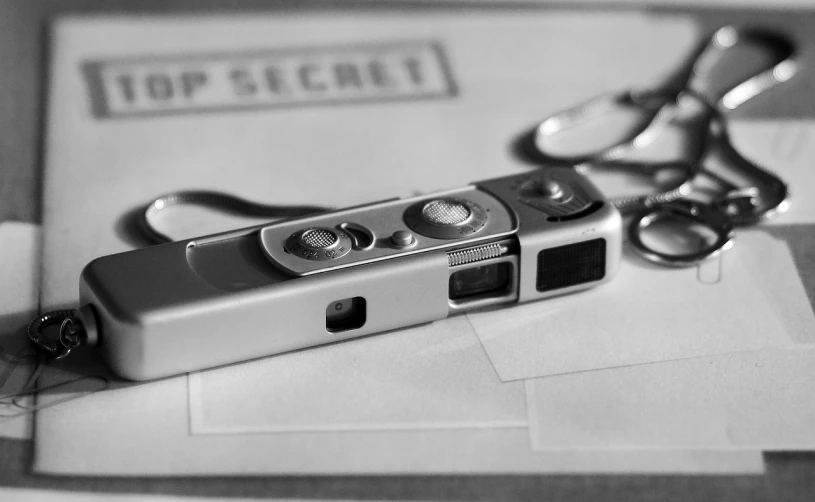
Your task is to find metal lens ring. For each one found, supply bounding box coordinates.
[285,227,352,261]
[404,198,488,239]
[299,228,339,249]
[627,201,735,267]
[422,199,472,225]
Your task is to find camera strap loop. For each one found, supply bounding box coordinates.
[0,310,109,422]
[27,310,85,360]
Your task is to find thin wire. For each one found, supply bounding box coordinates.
[0,346,109,422]
[141,191,329,244]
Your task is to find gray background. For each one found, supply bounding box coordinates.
[1,1,814,500]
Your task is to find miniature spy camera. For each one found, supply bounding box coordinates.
[80,168,622,380]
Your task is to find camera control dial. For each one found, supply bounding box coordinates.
[404,198,488,239]
[285,227,352,261]
[514,175,600,221]
[421,200,472,225]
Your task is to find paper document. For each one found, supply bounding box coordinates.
[190,316,527,434]
[467,239,800,381]
[526,232,815,450]
[33,11,769,475]
[34,351,767,474]
[728,122,815,227]
[40,12,699,309]
[528,348,815,450]
[737,230,815,342]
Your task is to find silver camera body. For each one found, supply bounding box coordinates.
[80,168,622,380]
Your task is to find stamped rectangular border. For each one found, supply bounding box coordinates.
[81,40,458,119]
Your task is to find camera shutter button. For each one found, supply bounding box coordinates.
[390,230,415,248]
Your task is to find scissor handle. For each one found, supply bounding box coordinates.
[627,200,735,267]
[708,118,791,226]
[532,89,677,166]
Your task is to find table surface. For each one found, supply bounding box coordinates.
[2,1,815,500]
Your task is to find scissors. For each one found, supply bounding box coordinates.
[530,26,797,267]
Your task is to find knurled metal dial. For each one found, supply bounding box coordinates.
[285,227,352,261]
[404,197,488,239]
[514,176,595,220]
